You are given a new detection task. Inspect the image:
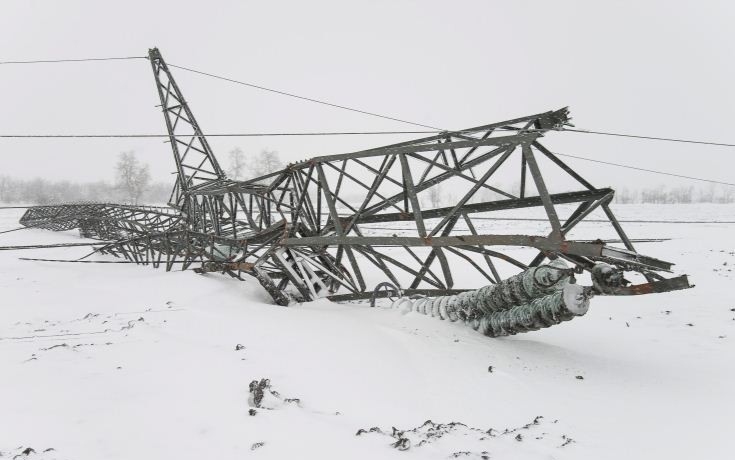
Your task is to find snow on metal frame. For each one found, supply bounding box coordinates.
[19,47,691,307]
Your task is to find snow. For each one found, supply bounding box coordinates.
[1,204,734,459]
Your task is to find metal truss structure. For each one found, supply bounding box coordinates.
[19,47,691,306]
[20,203,181,239]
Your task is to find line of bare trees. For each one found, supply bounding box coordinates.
[226,147,283,180]
[612,185,735,204]
[0,148,285,206]
[421,183,735,208]
[0,152,168,205]
[4,149,732,206]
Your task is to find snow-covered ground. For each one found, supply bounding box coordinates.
[2,204,734,460]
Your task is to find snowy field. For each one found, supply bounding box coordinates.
[1,204,734,460]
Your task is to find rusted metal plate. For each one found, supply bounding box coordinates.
[599,275,692,296]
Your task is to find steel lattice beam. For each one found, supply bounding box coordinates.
[19,47,692,306]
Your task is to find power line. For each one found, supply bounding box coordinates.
[552,152,735,187]
[362,218,735,225]
[1,139,732,187]
[2,54,734,188]
[0,137,731,186]
[0,56,147,65]
[0,242,104,251]
[19,257,154,263]
[3,55,735,148]
[16,257,191,268]
[165,62,735,149]
[0,55,444,130]
[0,130,437,139]
[0,227,29,234]
[123,62,735,188]
[5,128,735,150]
[166,62,444,131]
[564,128,735,148]
[471,217,735,224]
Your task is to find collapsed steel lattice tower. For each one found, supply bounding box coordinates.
[20,47,691,310]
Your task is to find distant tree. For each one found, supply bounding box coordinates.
[718,185,735,203]
[115,151,150,205]
[427,184,443,208]
[142,181,173,204]
[27,178,52,204]
[0,176,12,203]
[614,187,638,204]
[668,186,693,204]
[225,147,283,180]
[82,181,115,203]
[227,147,247,180]
[250,149,283,177]
[697,184,717,203]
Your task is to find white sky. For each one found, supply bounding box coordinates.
[0,0,733,190]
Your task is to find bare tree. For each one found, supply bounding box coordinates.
[26,178,52,204]
[718,185,735,203]
[250,149,283,177]
[227,147,247,180]
[427,184,443,208]
[0,176,12,203]
[614,187,638,204]
[697,184,717,203]
[225,147,284,180]
[115,151,150,205]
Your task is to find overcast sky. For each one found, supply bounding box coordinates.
[1,0,733,190]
